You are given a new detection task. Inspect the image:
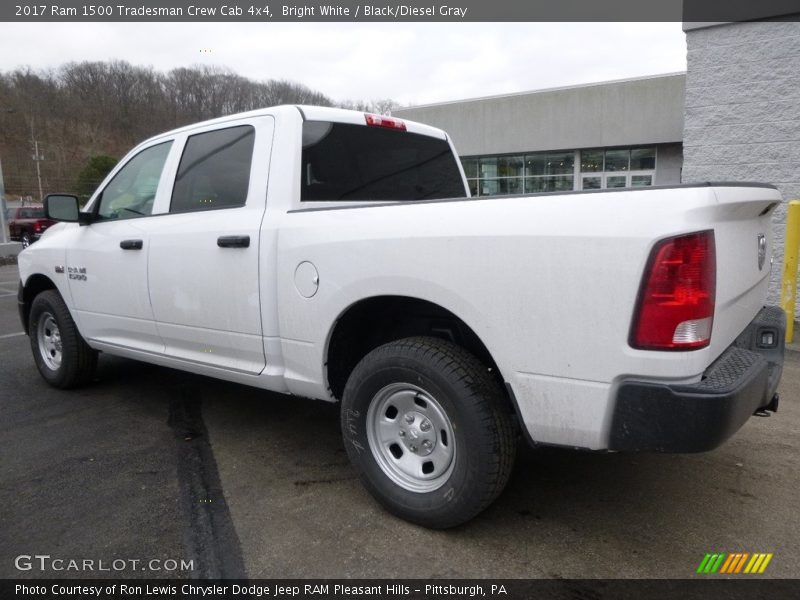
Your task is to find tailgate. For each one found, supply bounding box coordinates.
[705,185,782,360]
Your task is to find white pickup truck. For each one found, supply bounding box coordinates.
[17,106,785,528]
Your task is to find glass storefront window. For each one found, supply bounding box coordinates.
[580,150,604,173]
[480,177,524,196]
[604,150,629,172]
[630,148,656,170]
[480,156,523,178]
[582,176,601,189]
[461,158,478,179]
[526,152,574,176]
[525,175,573,193]
[467,146,655,196]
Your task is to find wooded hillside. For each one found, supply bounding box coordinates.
[0,61,397,201]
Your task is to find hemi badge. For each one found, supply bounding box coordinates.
[55,266,65,274]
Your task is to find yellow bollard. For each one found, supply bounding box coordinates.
[781,200,800,343]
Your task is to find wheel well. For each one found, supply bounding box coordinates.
[20,274,57,334]
[326,296,502,400]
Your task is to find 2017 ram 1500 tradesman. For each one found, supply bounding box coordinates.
[17,106,785,528]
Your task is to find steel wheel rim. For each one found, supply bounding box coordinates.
[366,382,456,493]
[37,312,62,370]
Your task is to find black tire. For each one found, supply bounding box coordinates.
[29,289,97,389]
[21,232,31,248]
[341,336,516,528]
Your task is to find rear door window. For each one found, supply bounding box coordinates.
[301,121,465,201]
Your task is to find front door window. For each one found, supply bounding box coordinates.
[96,142,172,220]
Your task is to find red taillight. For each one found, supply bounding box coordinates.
[364,113,406,131]
[630,230,716,350]
[34,221,42,232]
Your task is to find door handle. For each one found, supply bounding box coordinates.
[120,239,143,250]
[217,235,250,248]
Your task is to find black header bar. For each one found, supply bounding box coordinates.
[2,0,799,23]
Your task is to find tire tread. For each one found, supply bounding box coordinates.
[30,290,97,389]
[342,335,517,528]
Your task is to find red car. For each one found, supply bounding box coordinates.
[8,205,56,248]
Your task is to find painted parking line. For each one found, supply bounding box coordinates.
[0,332,25,339]
[0,292,18,298]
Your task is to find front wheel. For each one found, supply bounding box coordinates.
[29,290,97,389]
[341,336,517,528]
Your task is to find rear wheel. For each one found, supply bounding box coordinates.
[21,232,31,248]
[29,290,97,388]
[341,336,516,528]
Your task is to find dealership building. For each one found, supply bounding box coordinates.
[394,20,800,312]
[394,72,685,197]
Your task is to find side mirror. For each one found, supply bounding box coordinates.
[44,194,83,223]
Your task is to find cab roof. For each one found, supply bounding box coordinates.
[141,105,448,147]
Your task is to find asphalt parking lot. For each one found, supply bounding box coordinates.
[1,262,799,579]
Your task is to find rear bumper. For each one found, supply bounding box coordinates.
[609,306,785,452]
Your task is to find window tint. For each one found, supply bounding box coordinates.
[171,126,255,213]
[97,142,172,220]
[301,121,465,201]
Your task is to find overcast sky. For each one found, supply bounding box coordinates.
[0,22,686,106]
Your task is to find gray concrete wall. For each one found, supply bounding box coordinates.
[682,21,800,310]
[394,74,686,156]
[655,143,683,185]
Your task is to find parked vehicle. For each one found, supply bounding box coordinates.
[8,205,55,248]
[16,106,785,527]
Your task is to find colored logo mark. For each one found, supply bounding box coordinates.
[696,552,773,574]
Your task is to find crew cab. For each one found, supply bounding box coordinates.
[8,205,55,248]
[16,106,785,528]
